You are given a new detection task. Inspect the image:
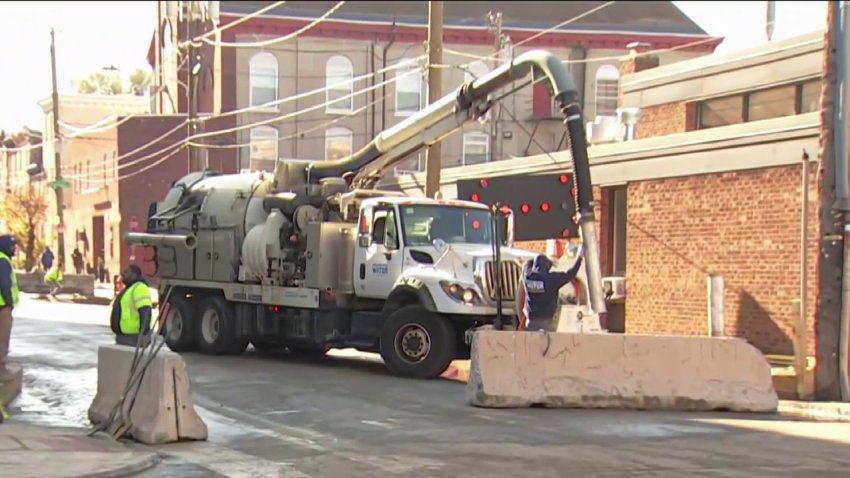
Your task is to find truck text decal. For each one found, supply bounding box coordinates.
[372,264,389,275]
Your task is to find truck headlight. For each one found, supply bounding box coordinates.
[440,281,482,305]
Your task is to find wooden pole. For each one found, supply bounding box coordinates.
[815,1,843,401]
[424,1,443,198]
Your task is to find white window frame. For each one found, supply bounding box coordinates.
[325,126,353,160]
[249,52,279,110]
[249,126,279,172]
[462,132,490,166]
[594,64,620,120]
[325,55,354,114]
[395,59,423,117]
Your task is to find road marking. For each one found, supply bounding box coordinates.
[336,451,445,474]
[162,441,312,478]
[360,419,396,430]
[195,403,329,452]
[264,410,301,416]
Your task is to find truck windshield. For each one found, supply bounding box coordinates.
[399,205,493,246]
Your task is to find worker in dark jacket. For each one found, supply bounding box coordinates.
[110,264,154,347]
[523,251,583,332]
[0,235,19,382]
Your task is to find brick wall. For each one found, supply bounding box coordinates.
[634,102,697,139]
[625,165,818,355]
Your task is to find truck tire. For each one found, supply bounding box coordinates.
[197,296,248,355]
[380,305,456,379]
[164,295,197,352]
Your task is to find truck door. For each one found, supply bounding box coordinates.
[354,206,403,299]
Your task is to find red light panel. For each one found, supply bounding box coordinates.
[571,187,577,197]
[520,203,530,213]
[480,179,489,188]
[472,219,481,230]
[562,228,571,237]
[359,215,368,233]
[272,305,281,313]
[572,214,579,224]
[559,174,569,184]
[471,192,480,201]
[540,202,550,212]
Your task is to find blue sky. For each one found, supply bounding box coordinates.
[0,1,829,133]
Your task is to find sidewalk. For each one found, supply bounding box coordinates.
[0,421,159,478]
[441,360,850,422]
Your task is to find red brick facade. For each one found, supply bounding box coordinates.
[625,166,818,355]
[634,102,698,139]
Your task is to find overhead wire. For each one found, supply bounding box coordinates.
[199,1,347,49]
[186,0,287,45]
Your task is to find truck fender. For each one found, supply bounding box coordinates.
[383,278,438,316]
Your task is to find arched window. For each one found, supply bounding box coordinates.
[249,52,278,107]
[325,127,353,160]
[395,59,422,116]
[326,55,354,113]
[462,132,489,166]
[250,126,278,172]
[595,64,620,119]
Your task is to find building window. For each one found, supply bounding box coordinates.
[249,52,278,108]
[249,126,278,172]
[698,95,744,129]
[800,79,821,113]
[594,65,620,119]
[394,153,423,176]
[696,78,821,130]
[326,55,354,114]
[747,84,796,122]
[462,132,489,166]
[396,59,422,116]
[325,127,353,160]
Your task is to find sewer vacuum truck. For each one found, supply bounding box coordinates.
[126,49,606,379]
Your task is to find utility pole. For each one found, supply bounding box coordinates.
[50,28,66,271]
[486,11,503,163]
[424,1,443,198]
[186,0,200,172]
[814,1,843,401]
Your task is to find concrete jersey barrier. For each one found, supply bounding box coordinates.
[88,344,208,444]
[16,271,96,296]
[467,330,779,413]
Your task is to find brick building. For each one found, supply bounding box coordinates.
[385,30,825,357]
[38,94,152,277]
[150,1,720,174]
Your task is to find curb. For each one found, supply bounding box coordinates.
[77,451,161,478]
[778,403,850,423]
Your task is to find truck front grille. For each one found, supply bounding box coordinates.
[483,260,522,302]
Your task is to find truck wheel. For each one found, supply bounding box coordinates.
[197,296,247,355]
[164,295,197,352]
[380,305,456,379]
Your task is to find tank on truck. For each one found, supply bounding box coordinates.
[304,49,607,319]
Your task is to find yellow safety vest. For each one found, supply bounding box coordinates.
[0,252,19,307]
[118,281,153,335]
[45,266,63,284]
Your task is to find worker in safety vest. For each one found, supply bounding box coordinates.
[110,264,154,347]
[44,261,63,296]
[0,235,19,383]
[523,249,583,332]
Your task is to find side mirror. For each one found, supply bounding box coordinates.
[358,235,372,248]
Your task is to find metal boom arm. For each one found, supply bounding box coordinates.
[307,48,607,318]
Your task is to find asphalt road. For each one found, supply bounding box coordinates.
[8,295,850,478]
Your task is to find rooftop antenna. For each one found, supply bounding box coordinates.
[766,0,777,42]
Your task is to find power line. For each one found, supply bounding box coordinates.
[200,1,347,49]
[185,0,287,46]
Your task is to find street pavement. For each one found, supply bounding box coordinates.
[5,294,850,477]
